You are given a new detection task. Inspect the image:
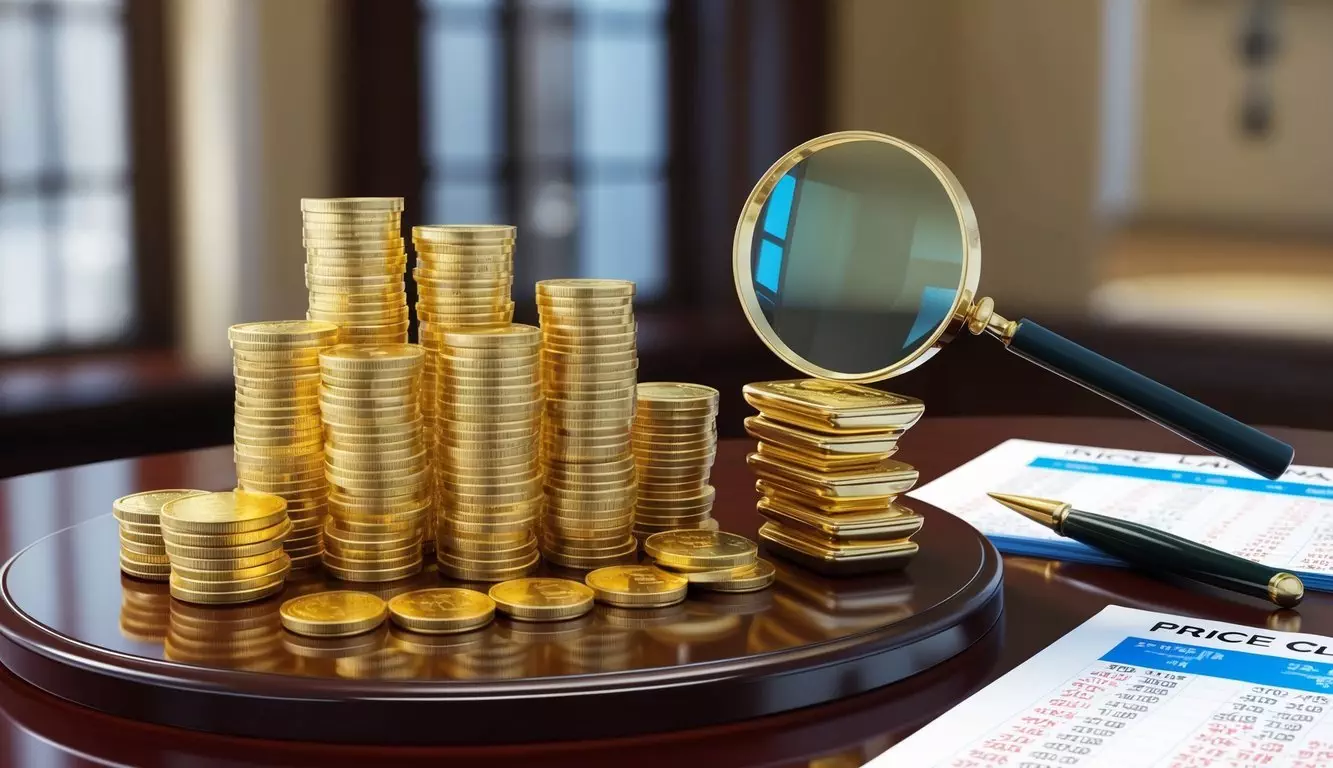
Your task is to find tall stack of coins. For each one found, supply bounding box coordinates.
[319,344,429,582]
[115,489,205,581]
[536,279,639,569]
[230,321,340,567]
[303,197,409,345]
[434,325,543,581]
[631,382,720,539]
[160,490,293,605]
[411,225,517,552]
[643,530,777,593]
[742,379,925,576]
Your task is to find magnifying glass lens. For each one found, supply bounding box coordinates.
[749,140,967,377]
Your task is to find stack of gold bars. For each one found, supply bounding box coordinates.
[631,382,720,539]
[229,320,340,567]
[411,224,517,552]
[159,490,293,605]
[115,489,205,581]
[537,279,639,569]
[434,325,543,581]
[319,344,429,582]
[743,379,925,576]
[302,197,409,345]
[643,530,777,593]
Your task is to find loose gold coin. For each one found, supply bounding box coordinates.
[279,590,387,637]
[228,320,339,348]
[584,565,687,608]
[161,490,288,534]
[160,517,293,548]
[387,588,495,634]
[643,530,758,570]
[319,343,424,373]
[487,578,594,622]
[113,489,207,526]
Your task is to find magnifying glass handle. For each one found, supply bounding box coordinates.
[1005,319,1294,479]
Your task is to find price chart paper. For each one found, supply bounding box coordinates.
[875,606,1333,767]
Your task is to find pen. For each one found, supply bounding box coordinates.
[986,492,1304,608]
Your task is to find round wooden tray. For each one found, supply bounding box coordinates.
[0,452,1001,745]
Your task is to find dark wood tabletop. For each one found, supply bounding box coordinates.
[0,415,1329,767]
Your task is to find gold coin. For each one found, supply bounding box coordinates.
[584,565,687,607]
[435,551,541,583]
[170,557,291,585]
[535,278,634,299]
[319,343,424,373]
[387,588,495,634]
[170,558,291,593]
[678,559,777,592]
[169,577,285,605]
[324,559,422,583]
[119,537,166,557]
[279,590,387,637]
[168,546,285,572]
[412,224,515,242]
[301,197,403,213]
[487,577,594,621]
[541,547,636,571]
[160,517,292,548]
[120,555,172,579]
[163,533,285,560]
[643,530,758,570]
[228,320,339,348]
[118,527,164,547]
[160,491,288,535]
[113,489,207,526]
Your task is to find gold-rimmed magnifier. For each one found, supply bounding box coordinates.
[734,131,1292,479]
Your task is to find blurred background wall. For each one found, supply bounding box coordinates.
[2,0,1331,475]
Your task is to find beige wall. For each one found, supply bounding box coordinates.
[1138,0,1333,228]
[169,0,342,370]
[833,0,1103,316]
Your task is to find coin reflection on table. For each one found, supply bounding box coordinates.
[440,629,531,680]
[165,597,287,673]
[118,575,171,643]
[644,604,743,647]
[387,624,488,656]
[693,589,775,617]
[335,647,425,679]
[283,624,389,660]
[599,603,688,629]
[555,621,635,673]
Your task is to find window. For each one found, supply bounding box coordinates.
[420,0,668,300]
[0,0,134,354]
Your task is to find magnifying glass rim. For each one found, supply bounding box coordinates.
[732,130,982,383]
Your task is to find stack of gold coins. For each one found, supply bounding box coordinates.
[631,382,720,539]
[411,224,517,553]
[114,489,205,581]
[644,530,777,594]
[230,321,340,567]
[434,325,543,581]
[303,197,409,345]
[742,379,925,576]
[536,279,639,569]
[160,490,293,605]
[319,344,429,582]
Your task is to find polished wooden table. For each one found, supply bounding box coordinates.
[0,416,1328,766]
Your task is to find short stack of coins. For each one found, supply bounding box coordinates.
[160,490,293,605]
[536,279,639,570]
[643,530,777,593]
[434,325,543,581]
[302,197,409,345]
[115,490,205,581]
[319,344,429,582]
[742,379,926,576]
[411,224,517,552]
[631,382,720,539]
[230,321,340,567]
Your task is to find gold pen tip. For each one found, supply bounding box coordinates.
[986,492,1069,529]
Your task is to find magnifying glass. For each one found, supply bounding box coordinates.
[732,131,1293,480]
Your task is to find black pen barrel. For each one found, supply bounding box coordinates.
[1063,510,1300,606]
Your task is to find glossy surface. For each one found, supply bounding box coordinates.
[0,418,1331,764]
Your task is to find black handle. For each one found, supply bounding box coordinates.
[1007,319,1293,479]
[1065,510,1301,607]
